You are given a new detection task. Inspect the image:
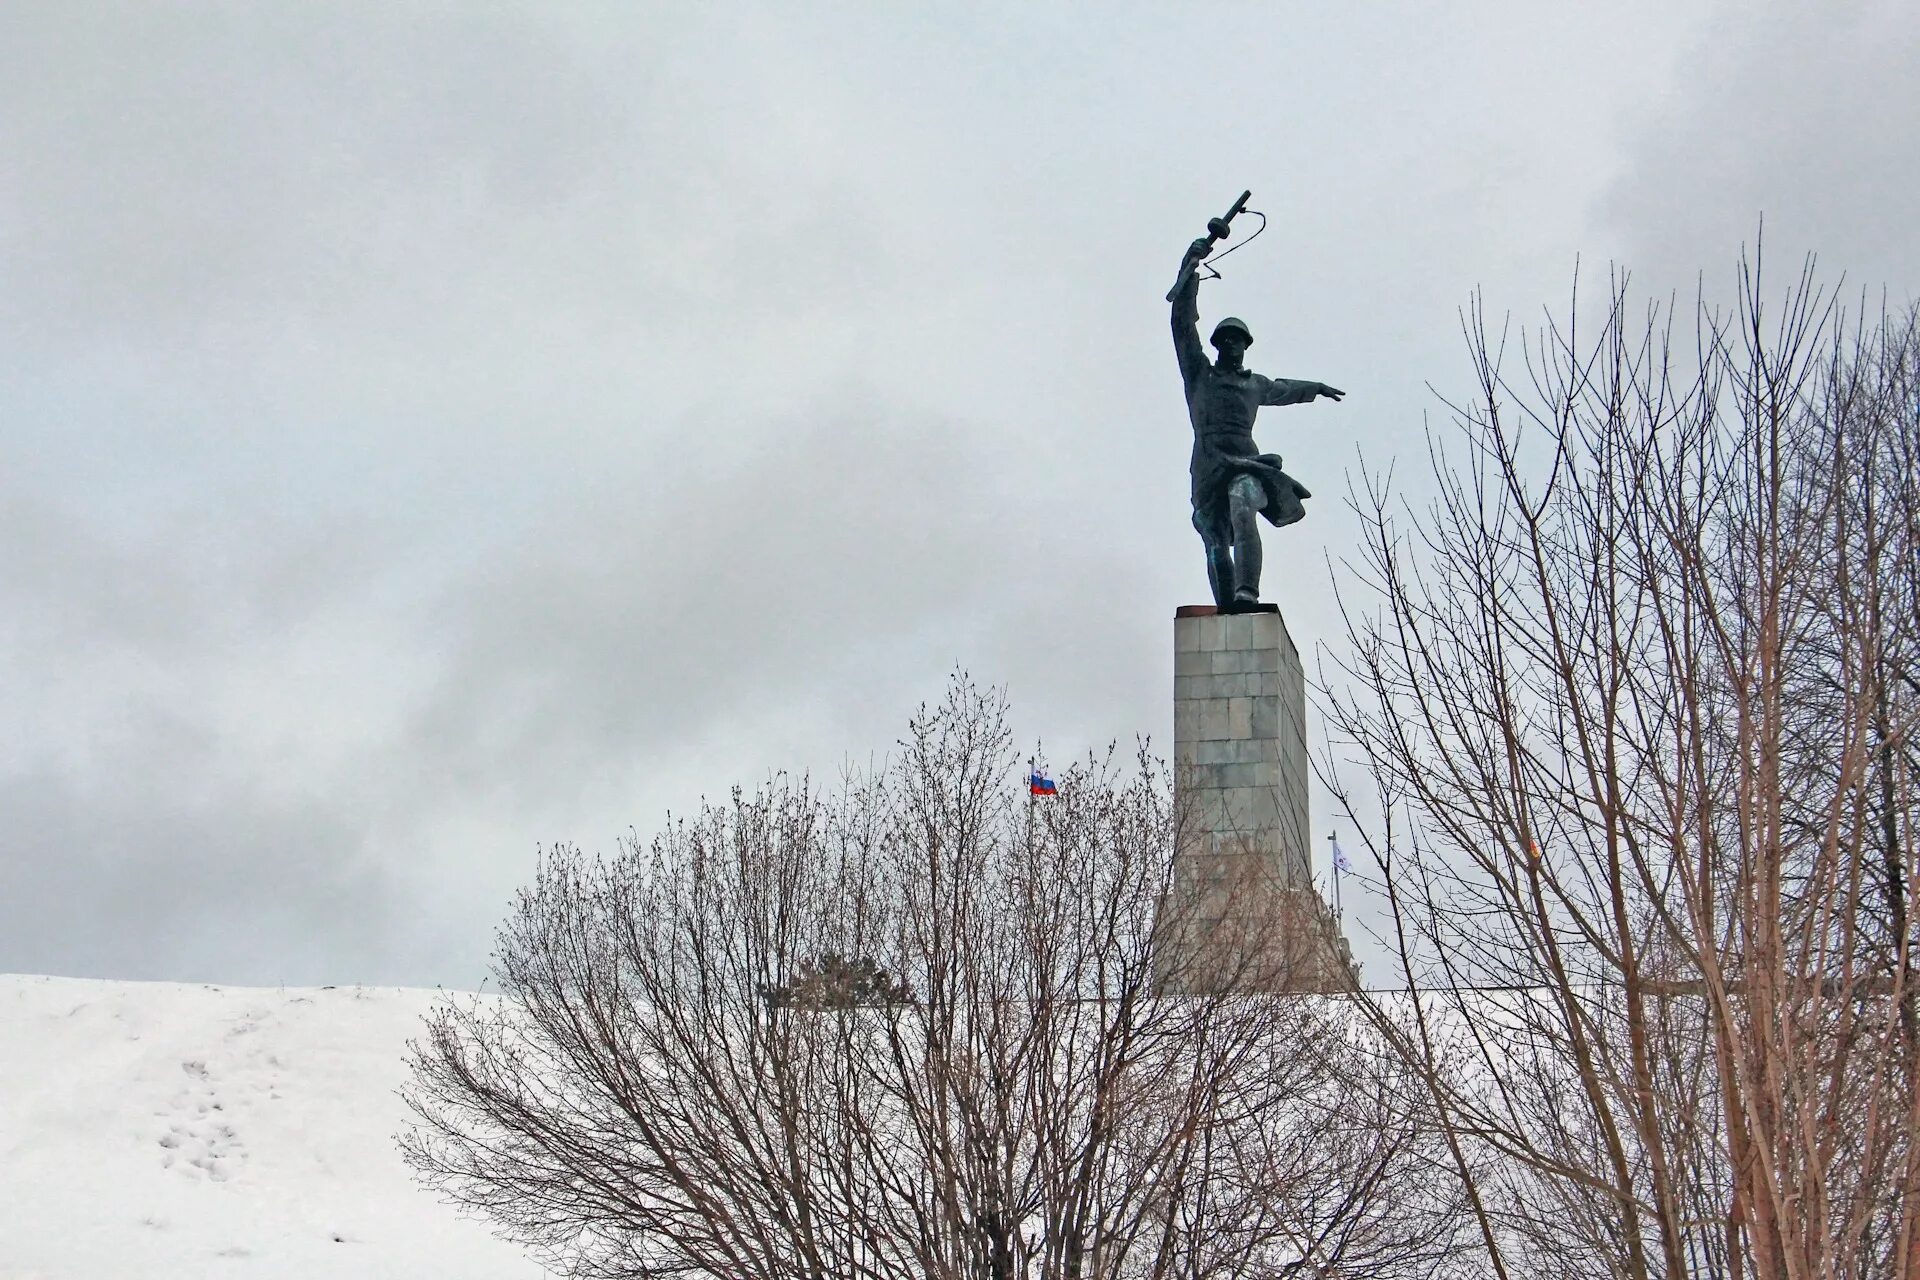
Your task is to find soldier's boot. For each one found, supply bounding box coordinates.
[1206,546,1235,610]
[1228,476,1265,607]
[1231,536,1263,606]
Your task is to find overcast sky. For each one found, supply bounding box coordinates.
[3,3,1914,988]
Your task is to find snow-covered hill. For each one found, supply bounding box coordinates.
[0,975,541,1279]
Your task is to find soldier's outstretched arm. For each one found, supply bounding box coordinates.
[1171,239,1211,384]
[1259,377,1345,406]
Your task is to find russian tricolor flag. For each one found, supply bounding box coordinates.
[1028,770,1057,797]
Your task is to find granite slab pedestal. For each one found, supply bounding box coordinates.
[1156,605,1357,994]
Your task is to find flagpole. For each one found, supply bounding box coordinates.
[1327,831,1341,917]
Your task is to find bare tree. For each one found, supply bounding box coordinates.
[1322,254,1920,1279]
[402,677,1463,1279]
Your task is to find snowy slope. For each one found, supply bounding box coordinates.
[0,975,543,1279]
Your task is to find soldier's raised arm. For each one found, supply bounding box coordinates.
[1172,238,1212,384]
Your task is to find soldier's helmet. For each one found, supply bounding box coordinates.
[1210,316,1253,348]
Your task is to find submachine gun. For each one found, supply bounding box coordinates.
[1165,189,1254,302]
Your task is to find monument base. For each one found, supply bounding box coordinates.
[1154,878,1357,995]
[1155,605,1357,994]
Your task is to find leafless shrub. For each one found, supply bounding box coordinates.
[403,676,1464,1278]
[1324,253,1920,1279]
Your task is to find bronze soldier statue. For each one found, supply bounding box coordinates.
[1172,234,1342,611]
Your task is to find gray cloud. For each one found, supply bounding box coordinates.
[0,735,402,985]
[1599,2,1919,302]
[3,2,1909,986]
[396,399,1025,810]
[0,7,874,338]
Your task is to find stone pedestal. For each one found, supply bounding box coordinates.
[1157,605,1356,993]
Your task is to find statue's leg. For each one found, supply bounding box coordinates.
[1228,474,1265,604]
[1208,546,1235,610]
[1193,507,1233,610]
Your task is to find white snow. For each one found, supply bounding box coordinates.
[0,974,543,1279]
